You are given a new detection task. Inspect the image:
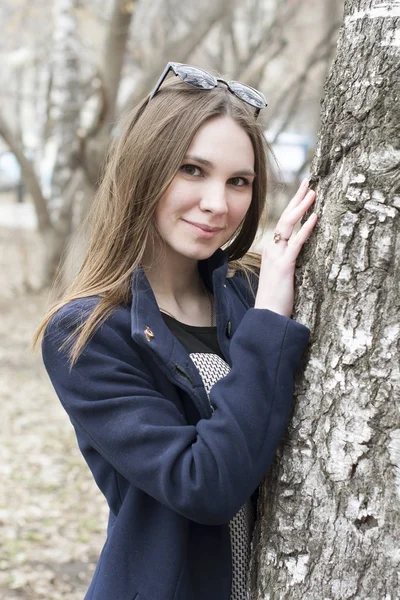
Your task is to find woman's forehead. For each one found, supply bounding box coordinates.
[187,116,255,170]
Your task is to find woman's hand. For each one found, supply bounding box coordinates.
[254,178,318,318]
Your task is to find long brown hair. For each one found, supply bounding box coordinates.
[33,78,268,365]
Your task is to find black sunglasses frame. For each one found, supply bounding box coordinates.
[147,62,267,118]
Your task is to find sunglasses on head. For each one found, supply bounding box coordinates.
[147,62,267,118]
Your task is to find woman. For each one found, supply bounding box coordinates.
[34,63,318,600]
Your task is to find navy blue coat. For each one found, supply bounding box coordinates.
[42,249,310,600]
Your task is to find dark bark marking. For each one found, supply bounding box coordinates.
[353,514,378,531]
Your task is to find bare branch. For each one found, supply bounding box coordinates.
[228,17,240,66]
[121,0,235,113]
[237,38,287,89]
[232,0,305,81]
[165,0,235,66]
[0,113,52,233]
[269,21,341,144]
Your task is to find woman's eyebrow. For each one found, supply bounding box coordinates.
[184,154,256,177]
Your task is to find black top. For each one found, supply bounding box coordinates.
[161,313,225,359]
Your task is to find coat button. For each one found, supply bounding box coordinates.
[144,326,154,341]
[226,320,232,338]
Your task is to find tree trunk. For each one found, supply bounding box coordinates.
[101,0,136,128]
[50,0,82,217]
[250,1,400,598]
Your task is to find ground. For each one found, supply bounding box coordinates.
[0,222,108,600]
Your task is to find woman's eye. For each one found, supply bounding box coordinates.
[180,164,202,177]
[229,177,249,187]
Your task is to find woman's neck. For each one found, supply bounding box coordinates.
[142,251,214,326]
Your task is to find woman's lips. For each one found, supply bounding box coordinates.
[183,220,223,238]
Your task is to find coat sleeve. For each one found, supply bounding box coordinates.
[42,302,310,526]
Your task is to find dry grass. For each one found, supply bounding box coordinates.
[0,226,107,600]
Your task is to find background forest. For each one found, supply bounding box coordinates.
[1,1,344,598]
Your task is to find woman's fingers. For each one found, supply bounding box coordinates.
[288,212,318,256]
[257,187,318,317]
[283,178,311,212]
[287,189,316,224]
[276,189,316,238]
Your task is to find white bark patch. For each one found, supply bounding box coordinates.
[327,411,374,482]
[328,213,360,283]
[388,430,400,499]
[354,221,370,271]
[392,195,400,209]
[341,326,373,363]
[349,173,366,184]
[381,26,400,46]
[368,146,400,173]
[337,264,352,283]
[309,356,327,372]
[345,186,370,206]
[330,356,340,369]
[346,2,400,23]
[331,575,358,598]
[323,369,345,393]
[384,323,400,345]
[364,200,397,221]
[284,554,310,585]
[371,190,386,203]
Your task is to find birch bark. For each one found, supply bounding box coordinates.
[50,0,82,217]
[250,1,400,598]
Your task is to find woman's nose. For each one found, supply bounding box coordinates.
[199,181,228,214]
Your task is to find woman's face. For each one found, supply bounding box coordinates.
[154,115,255,263]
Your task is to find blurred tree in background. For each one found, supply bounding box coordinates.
[0,0,342,287]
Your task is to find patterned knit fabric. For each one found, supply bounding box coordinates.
[190,353,254,600]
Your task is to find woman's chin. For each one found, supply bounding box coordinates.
[171,242,220,263]
[183,247,218,261]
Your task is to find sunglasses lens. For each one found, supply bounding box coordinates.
[175,65,216,90]
[149,63,266,116]
[229,82,266,109]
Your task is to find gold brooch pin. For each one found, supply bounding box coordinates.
[144,326,154,341]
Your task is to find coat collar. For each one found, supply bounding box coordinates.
[130,248,229,369]
[129,249,230,419]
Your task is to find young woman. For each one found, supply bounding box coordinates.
[34,63,318,600]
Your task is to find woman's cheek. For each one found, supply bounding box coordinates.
[233,199,252,225]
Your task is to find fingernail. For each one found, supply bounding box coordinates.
[302,177,309,187]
